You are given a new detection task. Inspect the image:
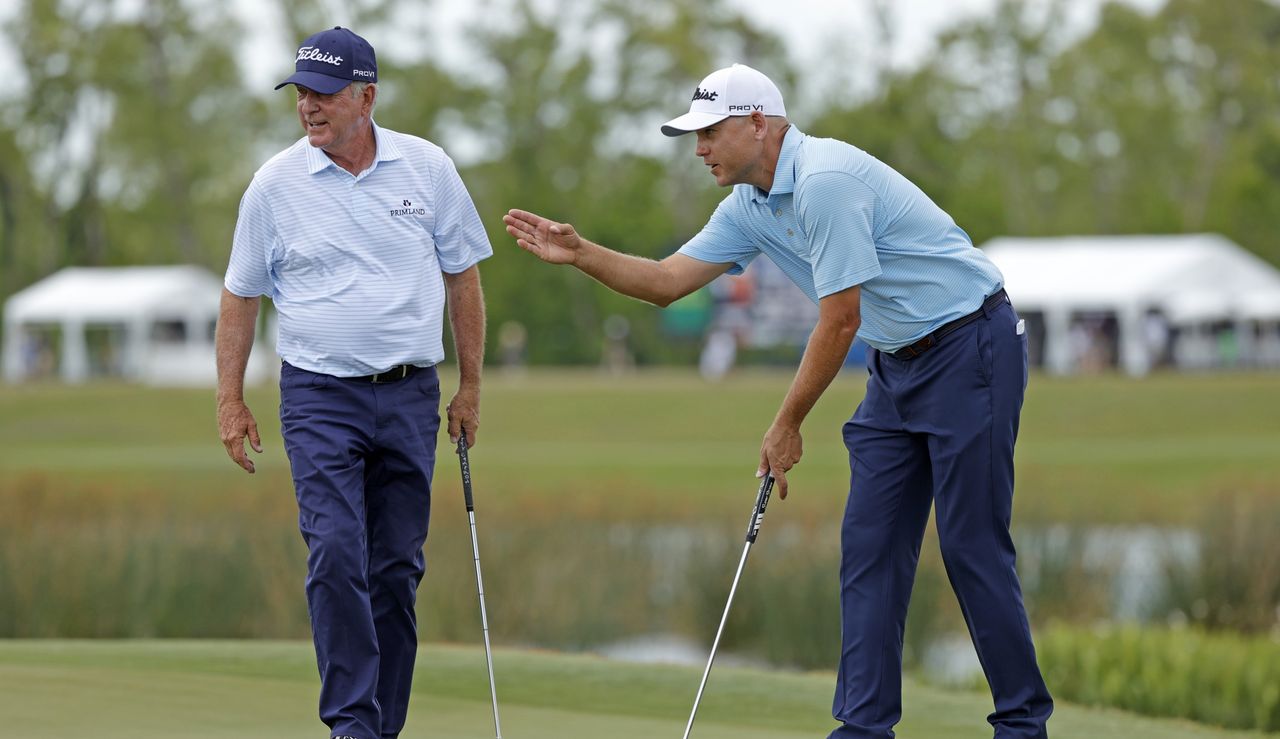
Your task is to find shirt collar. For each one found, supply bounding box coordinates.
[304,119,402,175]
[751,125,805,204]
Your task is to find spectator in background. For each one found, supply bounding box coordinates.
[700,270,755,380]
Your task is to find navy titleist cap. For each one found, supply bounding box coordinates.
[275,26,377,94]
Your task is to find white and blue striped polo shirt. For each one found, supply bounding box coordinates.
[679,126,1002,351]
[225,122,492,376]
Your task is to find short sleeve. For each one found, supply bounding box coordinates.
[432,155,493,274]
[676,196,759,275]
[224,178,277,298]
[796,171,883,298]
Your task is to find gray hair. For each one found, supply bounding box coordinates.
[351,82,376,112]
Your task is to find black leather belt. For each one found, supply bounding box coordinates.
[352,364,421,384]
[889,289,1010,361]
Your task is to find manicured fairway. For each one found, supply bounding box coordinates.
[0,640,1267,738]
[1,370,1277,525]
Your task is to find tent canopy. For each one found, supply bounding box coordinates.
[1,265,262,385]
[4,265,223,324]
[981,234,1280,321]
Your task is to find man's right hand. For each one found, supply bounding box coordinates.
[503,209,583,265]
[218,399,262,473]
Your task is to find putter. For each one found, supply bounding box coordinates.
[682,474,775,739]
[457,431,503,739]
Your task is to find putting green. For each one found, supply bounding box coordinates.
[0,640,1266,738]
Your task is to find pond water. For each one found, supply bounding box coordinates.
[589,522,1204,683]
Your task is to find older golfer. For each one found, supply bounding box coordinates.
[216,26,490,739]
[504,63,1052,738]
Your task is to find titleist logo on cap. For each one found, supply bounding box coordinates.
[692,87,719,102]
[296,46,344,66]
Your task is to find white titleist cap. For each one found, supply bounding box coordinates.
[660,63,787,137]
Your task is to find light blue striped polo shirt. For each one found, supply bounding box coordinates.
[679,126,1002,351]
[225,121,492,376]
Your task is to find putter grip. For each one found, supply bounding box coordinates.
[457,433,475,512]
[745,476,774,543]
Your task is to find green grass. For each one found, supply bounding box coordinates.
[0,640,1269,738]
[1,369,1277,525]
[2,371,1278,732]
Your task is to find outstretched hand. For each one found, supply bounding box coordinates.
[503,209,583,265]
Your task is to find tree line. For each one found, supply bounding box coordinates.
[1,0,1276,364]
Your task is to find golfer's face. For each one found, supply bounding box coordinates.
[296,84,367,153]
[694,117,756,187]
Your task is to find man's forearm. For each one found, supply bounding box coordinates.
[573,239,684,307]
[504,209,727,307]
[775,286,862,430]
[445,267,486,388]
[775,315,859,428]
[215,289,260,404]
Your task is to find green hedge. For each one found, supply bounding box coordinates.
[1038,624,1280,732]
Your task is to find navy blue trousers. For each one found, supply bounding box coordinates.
[829,300,1052,738]
[279,363,440,739]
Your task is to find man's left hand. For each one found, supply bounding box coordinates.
[758,421,803,500]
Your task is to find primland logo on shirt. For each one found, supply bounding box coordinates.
[390,199,426,217]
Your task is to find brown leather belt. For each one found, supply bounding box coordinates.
[889,289,1009,361]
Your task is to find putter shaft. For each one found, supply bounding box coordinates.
[683,540,752,739]
[682,475,774,739]
[458,433,503,739]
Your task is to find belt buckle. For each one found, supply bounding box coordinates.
[892,333,937,361]
[370,365,408,384]
[911,335,936,357]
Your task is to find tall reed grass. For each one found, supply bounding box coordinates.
[0,473,941,666]
[0,472,306,637]
[1038,624,1280,732]
[1160,489,1280,633]
[4,472,1279,731]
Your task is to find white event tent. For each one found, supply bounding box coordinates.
[981,234,1280,375]
[2,265,274,385]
